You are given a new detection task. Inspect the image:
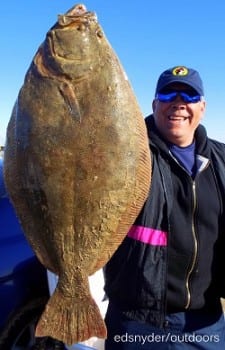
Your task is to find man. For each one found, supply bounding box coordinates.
[104,66,225,349]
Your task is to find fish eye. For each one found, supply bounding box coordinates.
[96,29,103,38]
[76,23,86,31]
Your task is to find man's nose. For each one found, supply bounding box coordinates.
[171,96,186,108]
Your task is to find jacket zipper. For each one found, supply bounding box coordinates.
[185,180,198,309]
[168,152,210,309]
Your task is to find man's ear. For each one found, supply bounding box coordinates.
[152,99,156,112]
[200,100,206,120]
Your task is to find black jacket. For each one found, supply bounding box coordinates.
[104,115,225,327]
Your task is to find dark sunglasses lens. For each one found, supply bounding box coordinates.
[156,92,177,102]
[180,93,201,103]
[156,92,201,103]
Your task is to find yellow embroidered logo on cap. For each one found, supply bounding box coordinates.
[172,66,188,76]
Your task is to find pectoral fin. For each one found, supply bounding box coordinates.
[59,82,81,122]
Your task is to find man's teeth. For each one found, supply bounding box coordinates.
[168,116,188,120]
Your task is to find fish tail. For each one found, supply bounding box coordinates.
[35,287,107,345]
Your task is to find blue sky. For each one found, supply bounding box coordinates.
[1,0,225,145]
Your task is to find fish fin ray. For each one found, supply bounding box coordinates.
[35,287,107,345]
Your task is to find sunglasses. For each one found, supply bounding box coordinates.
[156,91,202,103]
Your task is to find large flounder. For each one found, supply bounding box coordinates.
[4,3,151,345]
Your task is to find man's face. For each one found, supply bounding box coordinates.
[152,83,206,146]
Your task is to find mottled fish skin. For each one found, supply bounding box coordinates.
[4,3,151,345]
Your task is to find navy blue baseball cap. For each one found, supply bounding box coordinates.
[155,66,204,96]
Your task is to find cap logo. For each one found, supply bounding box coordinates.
[172,66,188,76]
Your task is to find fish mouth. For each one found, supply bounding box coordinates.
[47,32,92,64]
[57,4,97,27]
[42,31,93,81]
[66,4,87,16]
